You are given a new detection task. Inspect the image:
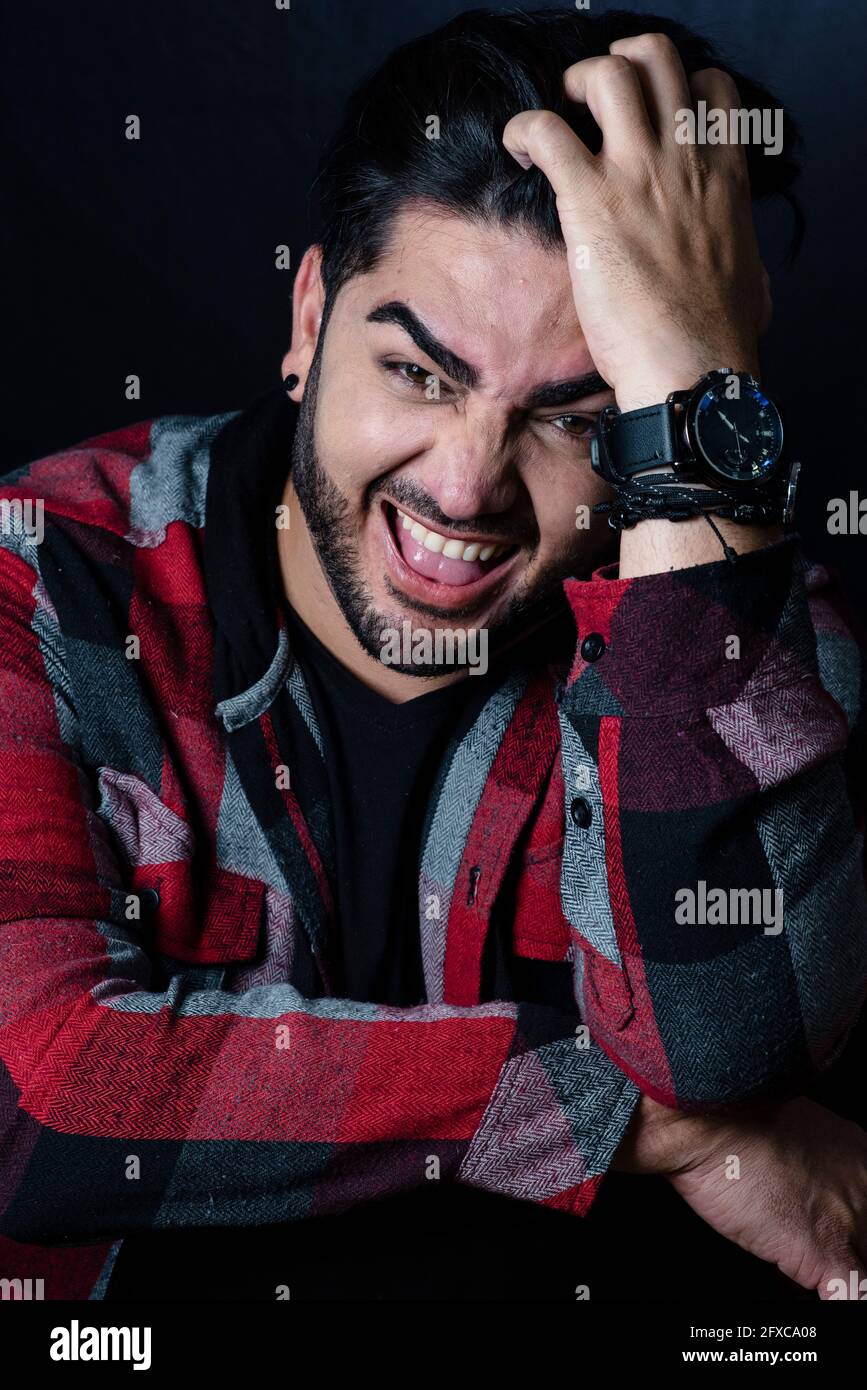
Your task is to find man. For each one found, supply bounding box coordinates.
[1,8,865,1302]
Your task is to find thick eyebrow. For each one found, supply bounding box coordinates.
[523,373,612,409]
[366,301,479,389]
[366,300,611,408]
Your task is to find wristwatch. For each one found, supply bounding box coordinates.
[591,369,800,526]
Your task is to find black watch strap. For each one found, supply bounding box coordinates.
[600,401,681,476]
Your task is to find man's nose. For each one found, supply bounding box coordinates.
[424,413,520,523]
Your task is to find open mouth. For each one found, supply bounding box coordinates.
[383,502,518,589]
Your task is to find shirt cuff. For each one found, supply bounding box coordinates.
[561,538,811,717]
[457,1032,640,1215]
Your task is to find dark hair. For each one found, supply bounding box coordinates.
[313,6,803,312]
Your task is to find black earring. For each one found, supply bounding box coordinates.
[283,372,299,394]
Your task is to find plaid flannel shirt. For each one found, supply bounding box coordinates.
[1,387,865,1300]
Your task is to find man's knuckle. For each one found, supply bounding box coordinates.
[631,31,678,59]
[564,57,592,83]
[698,66,740,100]
[530,108,561,139]
[597,54,635,84]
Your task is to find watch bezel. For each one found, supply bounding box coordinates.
[680,370,785,487]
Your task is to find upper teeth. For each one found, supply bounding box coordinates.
[396,509,505,563]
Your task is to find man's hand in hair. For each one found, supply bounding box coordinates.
[503,30,779,573]
[502,30,771,414]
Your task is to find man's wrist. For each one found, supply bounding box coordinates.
[611,1093,703,1174]
[605,351,781,575]
[617,514,784,578]
[612,1092,788,1178]
[613,350,761,414]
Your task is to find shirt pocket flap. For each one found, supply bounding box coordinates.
[97,768,265,965]
[143,863,266,965]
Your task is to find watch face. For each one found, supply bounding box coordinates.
[689,378,784,483]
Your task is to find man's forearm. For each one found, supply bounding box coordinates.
[561,535,865,1106]
[619,512,783,578]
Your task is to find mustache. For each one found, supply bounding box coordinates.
[370,478,538,548]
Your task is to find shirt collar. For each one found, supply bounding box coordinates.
[204,384,297,728]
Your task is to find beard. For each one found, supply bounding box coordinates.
[288,345,578,679]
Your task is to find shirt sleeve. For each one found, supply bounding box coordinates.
[558,537,867,1111]
[0,541,638,1245]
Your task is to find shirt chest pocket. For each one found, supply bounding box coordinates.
[510,768,573,963]
[511,836,574,961]
[96,768,265,965]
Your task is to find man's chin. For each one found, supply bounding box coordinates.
[350,603,488,676]
[348,579,569,680]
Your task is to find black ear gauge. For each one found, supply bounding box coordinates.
[283,373,299,394]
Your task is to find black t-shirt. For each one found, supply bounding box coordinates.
[285,606,485,1005]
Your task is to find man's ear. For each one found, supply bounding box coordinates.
[280,244,325,399]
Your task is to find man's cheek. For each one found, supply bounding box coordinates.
[540,514,591,561]
[543,519,610,579]
[314,412,370,491]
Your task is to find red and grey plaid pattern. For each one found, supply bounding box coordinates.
[0,394,864,1298]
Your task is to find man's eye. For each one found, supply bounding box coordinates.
[387,361,441,391]
[551,414,596,438]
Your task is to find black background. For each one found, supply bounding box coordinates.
[2,0,865,608]
[1,0,866,1294]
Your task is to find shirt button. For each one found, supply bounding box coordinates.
[580,632,606,662]
[139,887,161,915]
[570,797,592,830]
